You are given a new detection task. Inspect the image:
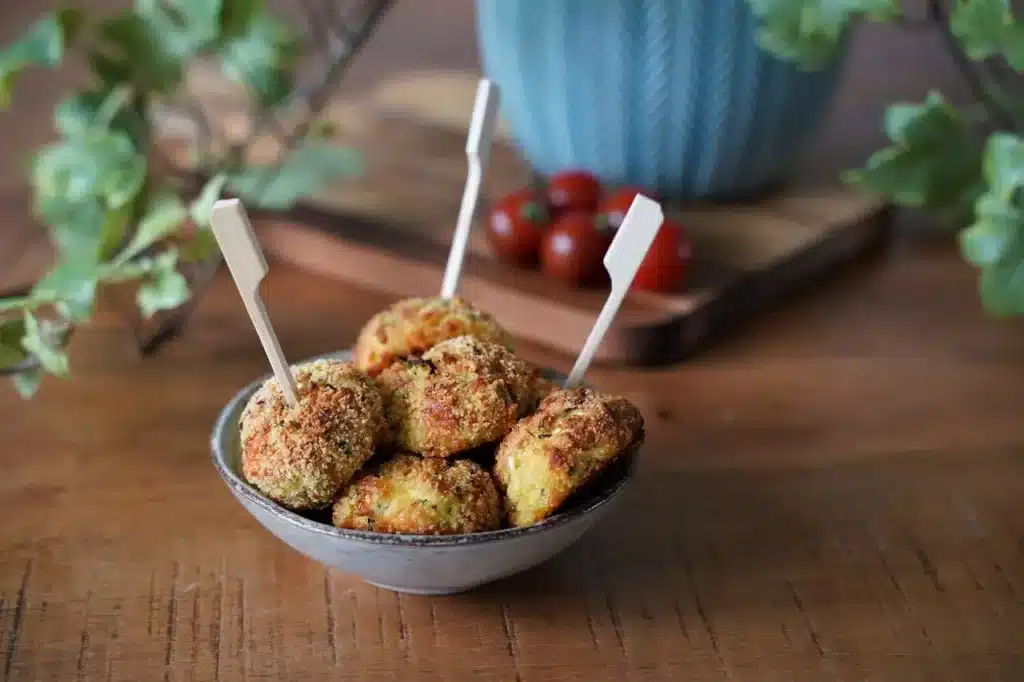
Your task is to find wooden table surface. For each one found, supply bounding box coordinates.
[2,1,1024,681]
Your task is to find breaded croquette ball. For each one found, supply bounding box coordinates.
[354,296,513,376]
[494,387,644,527]
[239,359,386,511]
[377,336,538,458]
[332,454,502,534]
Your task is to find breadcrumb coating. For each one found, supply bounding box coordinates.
[354,296,513,376]
[239,359,386,510]
[494,387,644,527]
[332,454,502,534]
[377,336,538,458]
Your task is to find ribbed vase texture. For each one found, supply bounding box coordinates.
[475,0,845,200]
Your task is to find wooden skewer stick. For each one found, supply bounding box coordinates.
[440,78,501,300]
[209,198,299,405]
[564,195,665,388]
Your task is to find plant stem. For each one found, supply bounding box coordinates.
[136,252,222,356]
[929,0,1020,132]
[245,0,394,198]
[0,296,32,313]
[96,84,132,128]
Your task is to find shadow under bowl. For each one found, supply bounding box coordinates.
[210,349,638,595]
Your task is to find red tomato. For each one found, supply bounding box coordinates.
[630,219,692,293]
[547,170,602,215]
[485,188,549,263]
[540,212,609,285]
[597,186,659,233]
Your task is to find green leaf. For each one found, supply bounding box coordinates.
[55,89,148,148]
[1005,24,1024,70]
[113,191,187,265]
[0,8,83,108]
[951,0,1007,61]
[35,195,133,263]
[179,230,219,263]
[92,86,133,129]
[748,0,900,70]
[190,173,228,227]
[12,369,44,399]
[100,200,136,259]
[220,0,263,39]
[31,258,100,321]
[96,14,183,92]
[0,296,32,313]
[175,0,225,39]
[844,91,984,212]
[180,174,228,262]
[134,0,223,55]
[21,312,69,377]
[35,196,107,261]
[979,258,1024,316]
[0,318,28,369]
[983,132,1024,197]
[217,12,299,107]
[137,255,190,318]
[87,50,132,85]
[227,143,362,210]
[959,132,1024,318]
[32,129,146,210]
[959,197,1021,267]
[951,0,1024,71]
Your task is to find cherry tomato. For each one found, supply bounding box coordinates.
[485,188,549,263]
[630,219,692,293]
[547,170,602,215]
[597,186,659,233]
[540,212,609,285]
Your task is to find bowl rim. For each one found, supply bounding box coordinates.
[210,349,638,547]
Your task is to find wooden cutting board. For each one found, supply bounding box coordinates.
[157,67,891,364]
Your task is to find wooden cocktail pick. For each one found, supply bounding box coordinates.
[564,194,664,388]
[440,78,501,300]
[209,198,299,405]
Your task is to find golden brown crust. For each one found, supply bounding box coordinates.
[332,454,502,535]
[494,387,644,527]
[354,296,513,376]
[377,336,539,458]
[239,359,386,510]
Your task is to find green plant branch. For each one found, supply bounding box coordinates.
[929,0,1021,133]
[747,0,1024,317]
[236,0,392,201]
[0,0,369,398]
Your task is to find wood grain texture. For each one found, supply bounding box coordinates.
[0,241,1023,680]
[2,0,1024,679]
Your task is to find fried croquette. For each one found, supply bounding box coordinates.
[494,387,644,527]
[377,335,538,458]
[354,296,513,376]
[239,359,386,510]
[332,454,502,534]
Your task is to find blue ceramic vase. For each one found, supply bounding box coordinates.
[474,0,846,201]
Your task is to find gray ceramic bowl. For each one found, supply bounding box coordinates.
[210,350,638,595]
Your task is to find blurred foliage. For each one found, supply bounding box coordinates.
[0,0,361,397]
[749,0,1024,317]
